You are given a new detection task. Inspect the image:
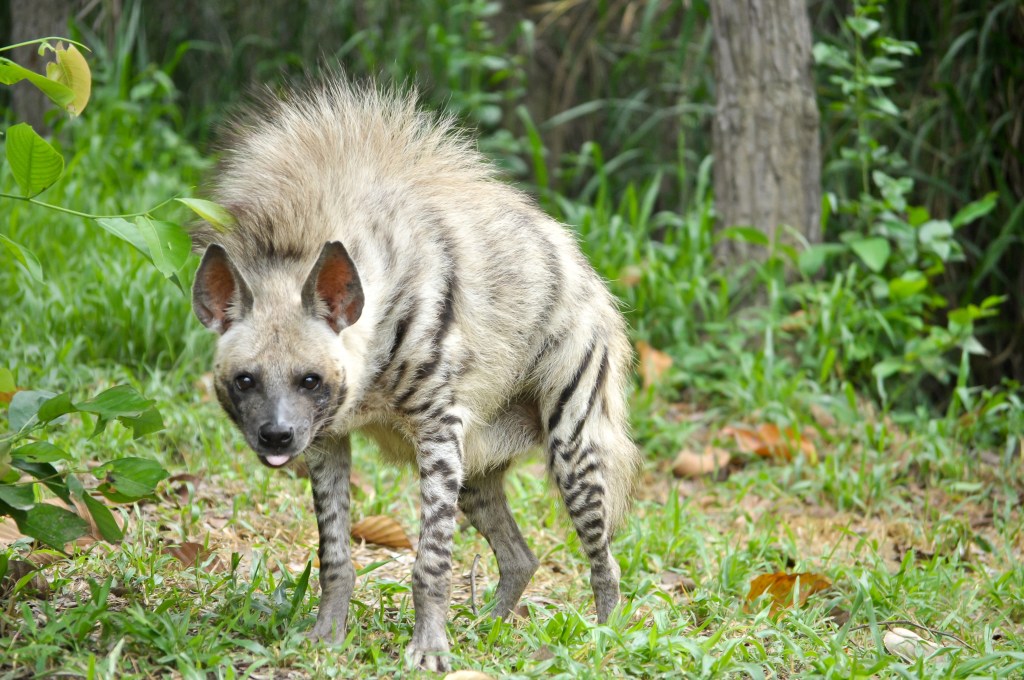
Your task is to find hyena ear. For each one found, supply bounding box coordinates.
[302,241,364,333]
[192,244,253,334]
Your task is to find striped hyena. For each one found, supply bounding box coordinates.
[191,80,641,671]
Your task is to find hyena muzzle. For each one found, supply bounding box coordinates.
[191,80,641,671]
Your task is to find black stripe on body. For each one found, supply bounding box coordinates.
[547,338,598,434]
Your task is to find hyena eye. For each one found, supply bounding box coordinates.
[234,373,256,391]
[300,374,322,390]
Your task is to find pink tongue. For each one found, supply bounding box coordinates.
[264,454,291,467]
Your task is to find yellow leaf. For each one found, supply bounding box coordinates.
[45,43,91,116]
[746,571,831,614]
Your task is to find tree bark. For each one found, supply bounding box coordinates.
[10,0,70,132]
[711,0,822,264]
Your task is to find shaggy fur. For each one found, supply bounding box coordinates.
[192,79,641,671]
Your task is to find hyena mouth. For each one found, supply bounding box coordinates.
[258,453,295,468]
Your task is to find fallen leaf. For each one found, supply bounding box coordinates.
[746,571,831,614]
[162,542,227,571]
[618,264,643,287]
[883,627,941,662]
[351,515,413,550]
[443,672,497,680]
[671,446,731,478]
[660,571,697,593]
[636,341,673,389]
[779,310,809,332]
[721,424,818,464]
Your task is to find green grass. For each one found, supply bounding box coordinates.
[3,40,1024,680]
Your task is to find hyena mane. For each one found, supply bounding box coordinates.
[191,77,641,671]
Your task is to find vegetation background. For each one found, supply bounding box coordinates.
[1,0,1022,677]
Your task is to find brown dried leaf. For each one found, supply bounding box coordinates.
[721,424,818,464]
[660,571,697,593]
[671,446,731,478]
[162,542,227,572]
[351,515,413,550]
[0,518,23,545]
[636,341,672,389]
[746,571,831,614]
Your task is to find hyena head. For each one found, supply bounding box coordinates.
[191,241,364,468]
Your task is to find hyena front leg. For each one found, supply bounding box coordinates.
[305,433,356,643]
[458,469,538,617]
[405,411,465,671]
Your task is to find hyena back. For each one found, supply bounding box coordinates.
[191,80,641,671]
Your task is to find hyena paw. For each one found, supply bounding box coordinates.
[305,617,346,644]
[404,637,451,672]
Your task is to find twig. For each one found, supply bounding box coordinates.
[849,619,976,652]
[469,554,481,617]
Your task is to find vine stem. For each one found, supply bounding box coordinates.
[0,192,179,220]
[849,619,976,652]
[0,37,90,53]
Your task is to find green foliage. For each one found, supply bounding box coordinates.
[1,382,168,549]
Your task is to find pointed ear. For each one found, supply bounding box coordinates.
[302,241,364,333]
[192,244,253,334]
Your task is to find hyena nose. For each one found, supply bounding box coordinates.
[258,423,294,449]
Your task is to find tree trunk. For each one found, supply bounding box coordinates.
[711,0,821,264]
[10,0,70,132]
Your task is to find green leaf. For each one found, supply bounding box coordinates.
[0,57,74,108]
[850,238,891,273]
[95,217,153,260]
[0,482,35,510]
[11,441,71,463]
[4,123,65,197]
[846,16,880,39]
[919,220,953,244]
[0,367,14,393]
[81,493,122,542]
[7,390,57,432]
[136,217,192,287]
[95,458,168,503]
[0,234,44,282]
[951,192,998,229]
[718,226,770,247]
[176,198,236,232]
[0,441,11,482]
[37,391,75,423]
[119,406,165,439]
[888,272,929,299]
[76,385,152,419]
[6,502,88,550]
[10,459,69,502]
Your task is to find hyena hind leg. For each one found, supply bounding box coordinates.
[458,469,539,618]
[550,439,621,623]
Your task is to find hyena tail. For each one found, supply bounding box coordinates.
[542,323,641,536]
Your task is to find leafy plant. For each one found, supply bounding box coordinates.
[804,0,1002,406]
[1,37,212,290]
[0,370,168,549]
